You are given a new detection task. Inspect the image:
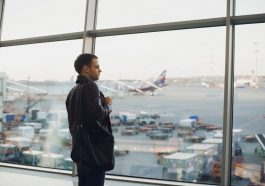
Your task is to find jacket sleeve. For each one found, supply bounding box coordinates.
[84,82,112,121]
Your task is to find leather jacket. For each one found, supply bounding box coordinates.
[65,75,112,142]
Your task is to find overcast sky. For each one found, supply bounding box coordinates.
[0,0,265,81]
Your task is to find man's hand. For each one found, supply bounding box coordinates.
[104,97,112,105]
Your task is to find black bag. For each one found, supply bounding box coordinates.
[71,123,115,171]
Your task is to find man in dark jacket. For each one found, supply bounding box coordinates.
[66,53,112,186]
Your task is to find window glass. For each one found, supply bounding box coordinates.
[97,0,226,29]
[1,0,86,40]
[233,23,265,185]
[0,40,82,170]
[236,0,265,15]
[95,27,225,184]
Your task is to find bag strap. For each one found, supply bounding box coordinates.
[72,84,83,128]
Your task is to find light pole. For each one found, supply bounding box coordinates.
[253,49,260,86]
[253,42,260,87]
[209,54,214,83]
[26,76,30,121]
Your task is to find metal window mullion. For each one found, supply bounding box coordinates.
[231,13,265,25]
[0,32,83,47]
[221,0,235,185]
[87,17,226,37]
[82,0,98,54]
[1,14,265,47]
[0,0,5,41]
[72,0,98,177]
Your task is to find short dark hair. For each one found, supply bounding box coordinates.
[74,53,98,74]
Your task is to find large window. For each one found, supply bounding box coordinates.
[232,23,265,186]
[0,40,82,170]
[95,27,225,184]
[236,0,265,16]
[1,0,86,40]
[0,0,265,185]
[96,0,226,29]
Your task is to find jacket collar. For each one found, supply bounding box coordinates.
[76,75,91,84]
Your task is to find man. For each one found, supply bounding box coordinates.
[66,53,112,186]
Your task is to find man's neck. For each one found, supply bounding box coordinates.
[80,73,89,79]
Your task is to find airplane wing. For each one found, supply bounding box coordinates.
[114,80,143,93]
[99,84,118,93]
[141,80,162,90]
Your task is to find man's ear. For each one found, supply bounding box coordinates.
[83,65,89,72]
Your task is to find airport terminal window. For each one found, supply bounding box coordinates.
[1,0,86,40]
[0,40,82,170]
[95,27,226,184]
[96,0,226,29]
[236,0,265,16]
[0,0,265,185]
[232,23,265,185]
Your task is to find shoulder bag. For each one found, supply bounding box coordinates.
[71,122,115,171]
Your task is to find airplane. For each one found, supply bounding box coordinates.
[201,81,215,88]
[115,70,167,96]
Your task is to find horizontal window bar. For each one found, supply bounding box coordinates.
[0,162,215,186]
[106,175,216,186]
[0,13,264,47]
[231,13,265,25]
[0,32,83,47]
[87,17,226,37]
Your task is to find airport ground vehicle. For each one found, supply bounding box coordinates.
[149,132,169,140]
[138,126,154,132]
[110,114,121,126]
[121,126,139,135]
[119,112,137,125]
[137,111,159,126]
[23,122,42,133]
[163,152,199,180]
[179,119,197,129]
[154,146,178,164]
[22,150,42,166]
[114,148,129,156]
[17,126,35,139]
[184,135,205,143]
[146,128,172,136]
[147,128,171,140]
[160,122,176,130]
[0,144,19,161]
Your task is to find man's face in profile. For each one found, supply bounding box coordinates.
[87,58,101,81]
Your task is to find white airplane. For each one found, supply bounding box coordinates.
[115,70,167,96]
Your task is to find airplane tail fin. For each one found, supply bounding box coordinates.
[154,70,167,87]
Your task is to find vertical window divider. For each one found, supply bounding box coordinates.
[0,0,5,42]
[221,0,236,185]
[82,0,98,54]
[72,0,98,177]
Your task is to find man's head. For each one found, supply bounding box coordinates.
[74,53,101,81]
